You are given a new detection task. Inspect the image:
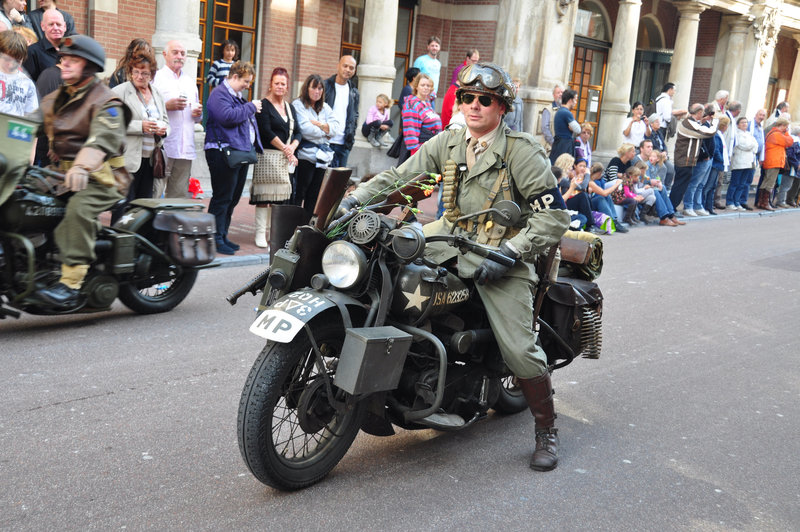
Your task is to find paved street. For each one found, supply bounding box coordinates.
[2,211,800,531]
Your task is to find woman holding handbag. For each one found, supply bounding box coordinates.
[292,74,341,217]
[251,67,300,248]
[110,48,169,225]
[204,61,263,255]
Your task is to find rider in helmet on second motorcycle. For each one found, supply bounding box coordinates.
[31,35,131,310]
[340,63,570,471]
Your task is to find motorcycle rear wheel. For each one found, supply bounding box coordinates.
[238,320,366,490]
[492,376,528,414]
[117,248,198,314]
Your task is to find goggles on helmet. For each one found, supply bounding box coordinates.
[460,63,509,91]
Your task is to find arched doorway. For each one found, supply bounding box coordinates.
[570,1,611,149]
[630,15,671,106]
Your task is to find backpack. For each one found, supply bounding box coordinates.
[643,98,657,118]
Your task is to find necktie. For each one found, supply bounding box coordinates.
[466,137,478,171]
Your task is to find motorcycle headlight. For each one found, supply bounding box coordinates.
[321,241,368,289]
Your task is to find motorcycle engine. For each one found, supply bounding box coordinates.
[82,273,119,309]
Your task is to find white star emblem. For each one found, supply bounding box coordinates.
[402,284,430,311]
[119,213,135,225]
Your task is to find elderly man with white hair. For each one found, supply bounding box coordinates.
[712,89,729,118]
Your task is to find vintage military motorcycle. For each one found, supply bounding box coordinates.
[230,169,603,491]
[0,113,215,319]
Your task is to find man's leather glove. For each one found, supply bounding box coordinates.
[473,241,520,285]
[336,195,361,217]
[64,166,89,192]
[64,147,107,192]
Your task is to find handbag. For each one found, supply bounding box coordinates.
[222,145,258,168]
[151,135,166,179]
[387,133,403,158]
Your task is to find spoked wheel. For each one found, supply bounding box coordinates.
[492,375,528,415]
[238,320,366,491]
[117,247,198,314]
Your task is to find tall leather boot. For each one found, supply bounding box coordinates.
[254,206,269,248]
[623,203,638,225]
[757,189,775,211]
[518,372,559,471]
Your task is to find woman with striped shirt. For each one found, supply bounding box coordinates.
[400,73,442,164]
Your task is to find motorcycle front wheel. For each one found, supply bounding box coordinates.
[492,376,528,414]
[117,247,198,314]
[237,320,366,491]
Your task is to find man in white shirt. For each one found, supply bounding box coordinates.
[412,36,442,98]
[152,40,202,198]
[323,55,359,168]
[655,82,686,139]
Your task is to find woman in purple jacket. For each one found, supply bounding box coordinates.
[204,61,263,255]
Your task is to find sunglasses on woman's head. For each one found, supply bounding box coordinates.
[461,93,494,107]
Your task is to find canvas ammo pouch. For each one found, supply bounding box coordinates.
[152,211,217,266]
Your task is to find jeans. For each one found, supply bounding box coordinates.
[702,168,721,211]
[683,158,712,210]
[295,159,326,217]
[206,148,249,239]
[330,143,351,168]
[727,168,750,206]
[653,187,674,218]
[566,192,594,228]
[591,194,617,221]
[776,172,796,204]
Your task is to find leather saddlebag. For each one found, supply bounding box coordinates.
[153,211,216,266]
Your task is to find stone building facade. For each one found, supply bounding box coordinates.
[52,0,800,171]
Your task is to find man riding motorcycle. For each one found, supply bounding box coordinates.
[340,62,570,471]
[32,35,131,309]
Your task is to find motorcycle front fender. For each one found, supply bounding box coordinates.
[249,288,365,343]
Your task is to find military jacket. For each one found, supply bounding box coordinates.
[41,77,128,162]
[351,125,570,280]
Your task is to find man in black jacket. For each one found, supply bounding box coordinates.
[324,55,359,168]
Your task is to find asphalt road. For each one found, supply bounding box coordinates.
[2,211,799,531]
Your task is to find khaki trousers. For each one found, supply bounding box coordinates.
[154,157,192,198]
[54,180,123,266]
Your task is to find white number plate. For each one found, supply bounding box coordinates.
[249,309,306,342]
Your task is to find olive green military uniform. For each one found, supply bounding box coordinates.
[42,79,127,268]
[351,125,570,379]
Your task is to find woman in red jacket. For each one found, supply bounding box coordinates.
[760,117,793,210]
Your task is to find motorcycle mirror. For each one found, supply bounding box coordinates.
[492,200,521,226]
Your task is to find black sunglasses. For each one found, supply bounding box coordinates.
[461,93,494,107]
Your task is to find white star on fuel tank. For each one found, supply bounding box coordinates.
[119,213,135,225]
[402,284,429,311]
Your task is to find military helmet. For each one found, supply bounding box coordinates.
[59,35,106,72]
[456,62,516,112]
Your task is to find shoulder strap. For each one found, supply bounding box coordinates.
[284,100,295,139]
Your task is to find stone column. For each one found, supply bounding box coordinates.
[152,0,203,76]
[493,0,578,141]
[667,2,706,115]
[786,36,800,122]
[719,17,752,100]
[593,0,642,161]
[356,0,399,143]
[737,4,781,118]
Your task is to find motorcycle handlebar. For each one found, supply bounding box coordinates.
[227,267,270,305]
[425,235,516,268]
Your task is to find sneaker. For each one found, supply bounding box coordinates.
[726,204,738,211]
[683,209,697,217]
[736,205,746,211]
[588,225,605,235]
[695,208,709,216]
[614,221,629,233]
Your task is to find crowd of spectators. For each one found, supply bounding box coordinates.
[4,9,800,251]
